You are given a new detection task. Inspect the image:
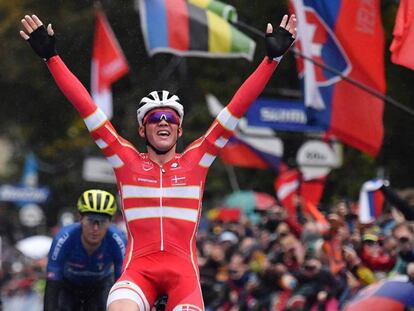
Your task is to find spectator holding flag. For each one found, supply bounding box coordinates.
[380,181,414,221]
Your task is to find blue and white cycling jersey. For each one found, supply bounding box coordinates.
[46,223,126,286]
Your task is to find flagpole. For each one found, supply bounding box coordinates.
[225,165,240,192]
[0,236,2,270]
[290,48,414,117]
[155,56,184,88]
[233,21,414,118]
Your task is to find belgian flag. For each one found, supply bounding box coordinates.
[137,0,256,60]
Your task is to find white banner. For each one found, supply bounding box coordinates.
[83,157,116,184]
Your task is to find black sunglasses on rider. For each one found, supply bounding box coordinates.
[84,214,110,227]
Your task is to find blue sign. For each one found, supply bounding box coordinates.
[0,185,50,204]
[246,98,325,132]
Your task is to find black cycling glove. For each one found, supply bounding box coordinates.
[27,25,57,61]
[265,26,295,60]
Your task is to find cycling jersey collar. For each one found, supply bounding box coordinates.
[146,138,176,155]
[145,152,181,171]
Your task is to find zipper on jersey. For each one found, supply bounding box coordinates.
[160,165,165,251]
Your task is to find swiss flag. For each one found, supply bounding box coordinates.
[390,0,414,70]
[91,9,129,119]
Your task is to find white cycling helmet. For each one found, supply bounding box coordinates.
[137,90,184,126]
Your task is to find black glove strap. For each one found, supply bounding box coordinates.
[265,26,295,60]
[27,25,57,61]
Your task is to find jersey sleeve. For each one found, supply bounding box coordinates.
[46,56,138,161]
[46,230,70,281]
[183,57,278,165]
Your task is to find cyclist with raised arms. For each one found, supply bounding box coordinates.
[20,13,296,311]
[44,189,126,311]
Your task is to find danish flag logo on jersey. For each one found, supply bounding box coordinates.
[294,4,351,110]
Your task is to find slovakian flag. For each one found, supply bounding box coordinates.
[358,179,385,224]
[136,0,255,60]
[290,0,386,157]
[274,168,328,228]
[219,135,282,170]
[91,9,129,119]
[206,94,283,171]
[390,0,414,70]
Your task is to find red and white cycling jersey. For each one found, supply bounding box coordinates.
[47,56,278,308]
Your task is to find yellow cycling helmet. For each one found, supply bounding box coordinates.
[77,189,117,217]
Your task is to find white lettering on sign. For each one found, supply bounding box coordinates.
[297,140,340,168]
[0,185,49,203]
[260,107,307,124]
[305,150,327,161]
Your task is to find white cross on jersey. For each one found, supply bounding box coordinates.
[171,175,186,186]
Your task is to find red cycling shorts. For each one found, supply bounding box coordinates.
[107,251,204,311]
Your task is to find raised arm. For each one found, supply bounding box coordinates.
[222,14,296,120]
[20,14,122,150]
[186,15,296,157]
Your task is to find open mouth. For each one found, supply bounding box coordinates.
[157,130,170,137]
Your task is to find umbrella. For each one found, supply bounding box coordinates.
[344,275,414,311]
[224,190,277,222]
[16,235,53,260]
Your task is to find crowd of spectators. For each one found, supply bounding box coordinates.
[197,191,414,311]
[1,187,414,311]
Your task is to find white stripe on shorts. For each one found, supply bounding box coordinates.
[107,280,150,311]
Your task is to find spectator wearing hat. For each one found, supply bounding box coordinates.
[360,233,395,272]
[218,231,239,261]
